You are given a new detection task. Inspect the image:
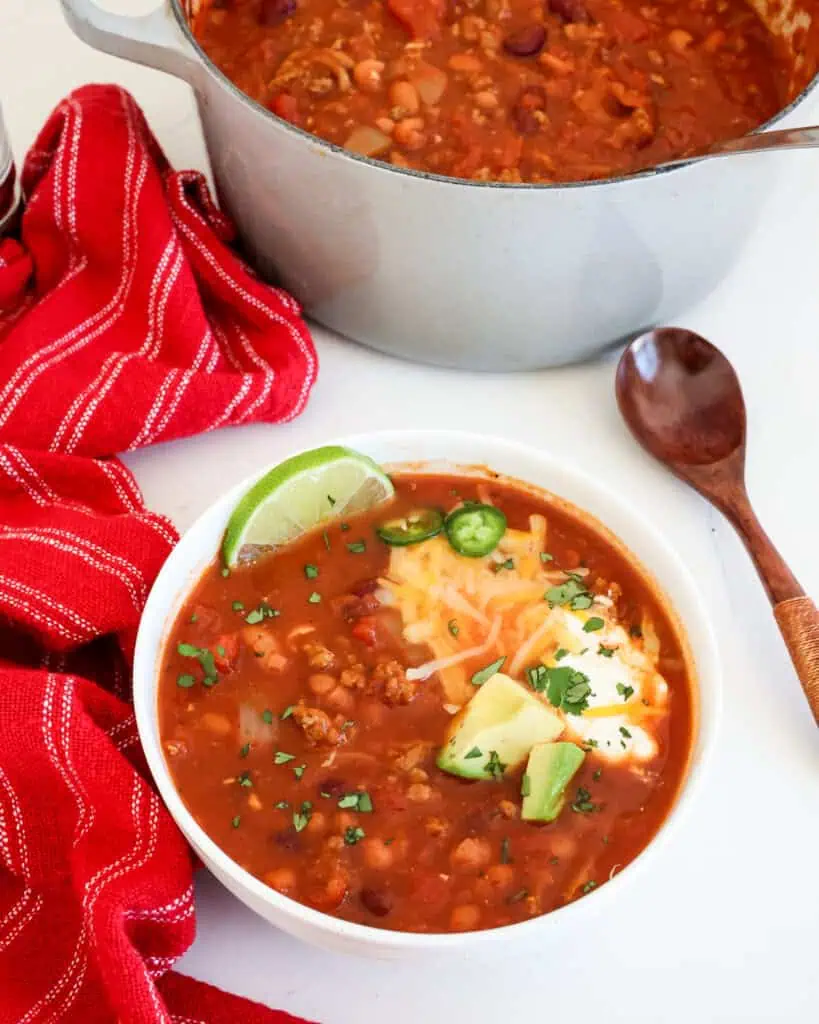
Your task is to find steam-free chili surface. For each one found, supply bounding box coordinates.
[159,474,694,932]
[192,0,789,182]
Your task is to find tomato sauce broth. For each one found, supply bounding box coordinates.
[159,474,695,932]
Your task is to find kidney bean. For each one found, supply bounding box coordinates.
[513,86,547,135]
[360,887,393,917]
[272,829,302,852]
[318,776,347,798]
[503,24,547,57]
[547,0,589,23]
[259,0,297,26]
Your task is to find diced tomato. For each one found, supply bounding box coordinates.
[268,92,300,124]
[351,615,379,648]
[212,633,239,672]
[385,0,445,40]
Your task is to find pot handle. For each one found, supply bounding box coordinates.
[59,0,198,83]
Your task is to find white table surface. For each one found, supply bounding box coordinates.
[2,3,817,1021]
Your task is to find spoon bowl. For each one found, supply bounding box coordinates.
[616,328,819,725]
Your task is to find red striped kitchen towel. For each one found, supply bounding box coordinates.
[0,85,316,1024]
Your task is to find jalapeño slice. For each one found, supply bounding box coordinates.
[444,503,506,558]
[376,507,445,546]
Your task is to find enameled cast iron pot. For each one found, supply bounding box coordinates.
[61,0,819,370]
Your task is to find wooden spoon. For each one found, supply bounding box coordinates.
[616,327,819,725]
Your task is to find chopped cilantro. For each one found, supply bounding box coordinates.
[571,786,598,813]
[238,771,253,789]
[274,751,295,765]
[189,614,198,623]
[176,673,196,689]
[221,567,230,578]
[544,666,592,714]
[493,557,514,573]
[554,648,569,662]
[526,664,548,692]
[231,601,244,612]
[176,642,218,686]
[261,709,273,724]
[616,682,634,701]
[340,522,351,531]
[472,655,506,687]
[582,880,597,894]
[544,576,594,610]
[583,616,605,633]
[213,644,224,656]
[307,592,322,604]
[344,826,366,846]
[293,764,306,780]
[593,768,602,781]
[245,601,279,625]
[540,552,554,563]
[239,742,251,758]
[500,837,511,864]
[327,494,336,506]
[346,541,367,554]
[549,856,560,865]
[485,750,506,779]
[304,564,319,579]
[293,801,312,832]
[619,725,632,739]
[231,815,241,828]
[275,800,289,810]
[598,645,616,658]
[280,705,295,720]
[448,619,460,638]
[464,746,483,760]
[337,792,373,812]
[521,774,531,798]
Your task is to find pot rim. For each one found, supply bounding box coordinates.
[173,0,819,191]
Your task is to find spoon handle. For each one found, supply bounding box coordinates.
[724,492,819,724]
[773,598,819,725]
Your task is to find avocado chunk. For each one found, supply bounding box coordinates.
[521,742,586,822]
[437,673,564,781]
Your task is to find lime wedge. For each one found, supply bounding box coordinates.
[222,445,394,566]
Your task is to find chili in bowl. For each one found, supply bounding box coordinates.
[133,431,720,957]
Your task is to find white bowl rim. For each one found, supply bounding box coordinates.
[133,428,722,953]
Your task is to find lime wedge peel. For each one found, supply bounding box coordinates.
[222,446,395,567]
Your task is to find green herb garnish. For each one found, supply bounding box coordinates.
[616,682,634,701]
[346,541,366,554]
[543,666,592,714]
[237,771,253,789]
[485,750,506,779]
[582,880,597,894]
[583,616,604,633]
[231,815,241,828]
[337,791,373,813]
[472,656,506,687]
[239,742,251,758]
[245,601,279,625]
[304,564,319,579]
[176,674,196,689]
[293,764,306,779]
[293,801,312,832]
[274,751,295,765]
[593,768,602,781]
[598,645,616,658]
[344,826,366,846]
[545,577,593,610]
[221,567,230,578]
[448,619,460,638]
[275,800,289,810]
[464,746,483,760]
[232,601,244,612]
[521,774,531,797]
[280,705,295,720]
[540,552,554,563]
[571,786,598,813]
[176,642,218,686]
[307,592,322,604]
[261,709,274,724]
[619,725,632,739]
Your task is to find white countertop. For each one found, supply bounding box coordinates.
[2,3,817,1021]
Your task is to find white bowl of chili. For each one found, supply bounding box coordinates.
[133,430,721,957]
